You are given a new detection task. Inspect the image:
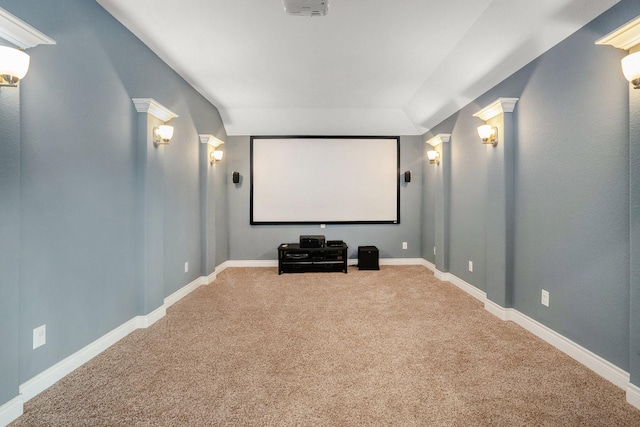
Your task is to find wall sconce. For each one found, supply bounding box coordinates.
[622,51,640,89]
[427,150,440,165]
[153,125,174,147]
[199,134,225,165]
[477,124,498,146]
[210,150,223,164]
[596,15,640,88]
[425,134,450,167]
[0,46,30,87]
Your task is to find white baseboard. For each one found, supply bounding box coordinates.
[135,305,166,329]
[164,276,207,309]
[224,260,278,268]
[0,396,23,427]
[18,273,212,406]
[19,314,141,402]
[442,272,486,302]
[427,268,640,410]
[483,300,630,390]
[379,257,428,266]
[628,383,640,410]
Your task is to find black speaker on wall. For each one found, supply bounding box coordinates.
[232,171,240,184]
[404,170,411,183]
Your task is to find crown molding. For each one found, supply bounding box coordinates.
[132,98,178,122]
[0,7,56,48]
[596,15,640,51]
[425,133,451,147]
[199,134,224,147]
[473,97,519,122]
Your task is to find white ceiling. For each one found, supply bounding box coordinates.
[97,0,620,136]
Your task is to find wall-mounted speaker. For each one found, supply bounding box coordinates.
[404,170,411,183]
[232,171,240,184]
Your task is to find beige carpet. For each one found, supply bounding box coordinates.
[11,266,640,426]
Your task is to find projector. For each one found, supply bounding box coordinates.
[282,0,329,17]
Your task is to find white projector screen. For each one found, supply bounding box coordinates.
[250,136,400,224]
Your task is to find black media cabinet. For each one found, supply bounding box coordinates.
[278,242,348,274]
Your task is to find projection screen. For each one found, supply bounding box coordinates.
[250,136,400,224]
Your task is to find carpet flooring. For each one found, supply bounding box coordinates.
[11,266,640,426]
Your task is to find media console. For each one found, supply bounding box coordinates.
[278,241,348,274]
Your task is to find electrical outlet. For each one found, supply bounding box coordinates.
[402,242,408,250]
[33,325,46,349]
[433,246,436,255]
[468,261,473,272]
[184,262,189,273]
[541,289,550,307]
[320,224,325,229]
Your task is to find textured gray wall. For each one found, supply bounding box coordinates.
[423,0,638,372]
[0,0,227,400]
[0,83,21,406]
[226,135,423,260]
[510,3,632,370]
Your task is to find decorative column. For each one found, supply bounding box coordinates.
[132,98,178,317]
[0,9,55,422]
[596,17,640,408]
[199,135,224,281]
[473,98,518,310]
[426,134,451,279]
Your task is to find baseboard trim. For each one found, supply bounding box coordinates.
[442,272,486,302]
[19,314,141,402]
[18,273,213,405]
[0,396,23,427]
[224,260,278,268]
[379,257,428,266]
[628,383,640,410]
[164,276,207,309]
[483,299,630,390]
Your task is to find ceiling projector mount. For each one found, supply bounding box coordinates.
[282,0,329,17]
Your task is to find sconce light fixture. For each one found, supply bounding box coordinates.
[210,150,223,164]
[0,46,30,87]
[426,150,440,165]
[596,15,640,88]
[425,134,450,166]
[477,124,498,146]
[153,124,174,147]
[622,51,640,89]
[199,134,225,165]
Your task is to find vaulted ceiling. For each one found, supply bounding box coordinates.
[97,0,620,136]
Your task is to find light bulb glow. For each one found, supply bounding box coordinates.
[0,46,30,84]
[622,51,640,87]
[427,150,440,164]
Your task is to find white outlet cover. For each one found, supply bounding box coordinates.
[541,290,550,307]
[184,262,189,273]
[402,242,408,250]
[33,324,46,349]
[468,261,473,272]
[320,224,325,229]
[433,246,436,255]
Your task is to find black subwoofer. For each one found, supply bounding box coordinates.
[358,246,379,270]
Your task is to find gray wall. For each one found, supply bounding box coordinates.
[0,0,227,405]
[422,0,638,372]
[226,135,423,260]
[0,82,21,407]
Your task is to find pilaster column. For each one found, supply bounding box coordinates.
[132,98,178,315]
[426,134,451,278]
[474,97,518,308]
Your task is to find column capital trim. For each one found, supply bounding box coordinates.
[473,98,519,121]
[199,134,224,147]
[426,133,451,147]
[0,7,56,48]
[132,98,178,122]
[596,15,640,51]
